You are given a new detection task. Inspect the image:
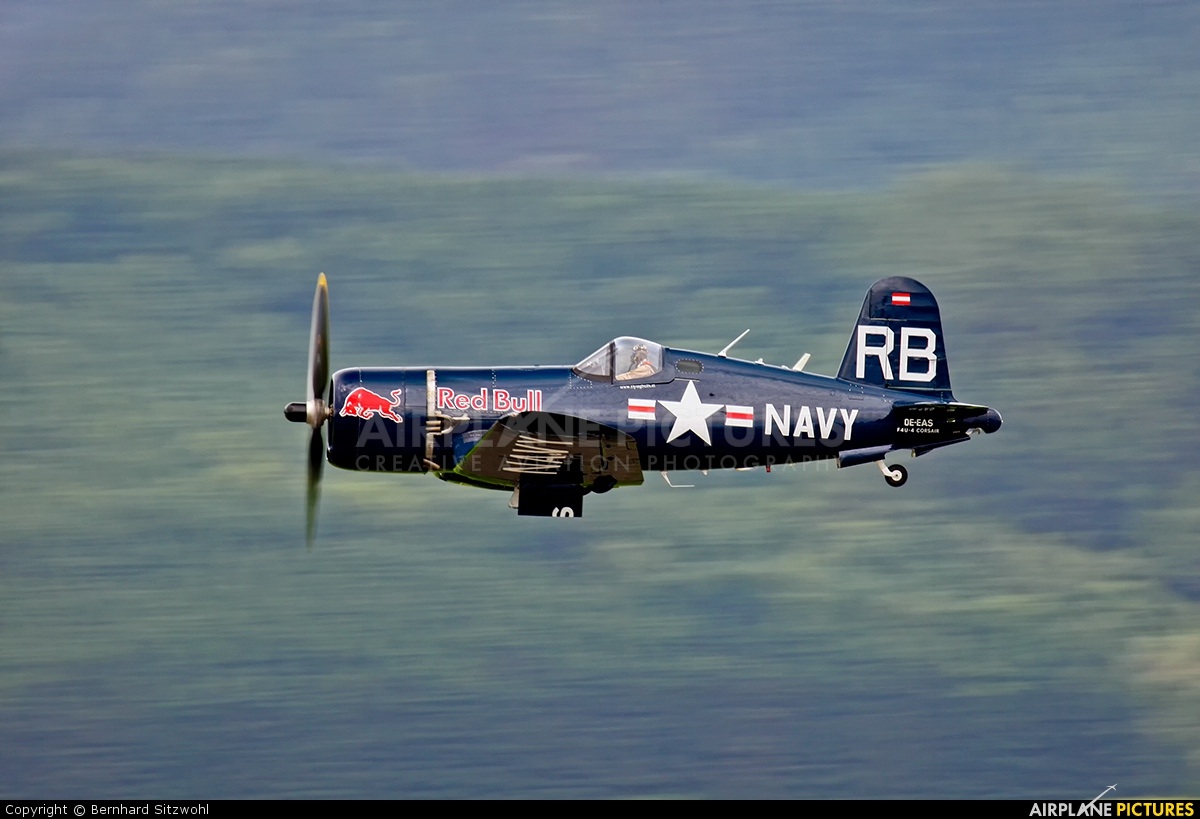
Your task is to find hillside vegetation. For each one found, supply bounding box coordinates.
[2,152,1198,796]
[2,2,1199,197]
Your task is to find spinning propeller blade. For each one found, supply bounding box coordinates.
[308,273,329,409]
[284,274,331,548]
[306,424,324,549]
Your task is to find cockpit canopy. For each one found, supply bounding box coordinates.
[573,336,664,383]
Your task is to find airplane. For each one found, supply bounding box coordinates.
[285,274,1001,536]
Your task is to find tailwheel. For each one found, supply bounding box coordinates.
[878,461,908,487]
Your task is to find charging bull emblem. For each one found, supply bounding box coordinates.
[340,387,403,423]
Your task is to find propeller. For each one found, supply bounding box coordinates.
[284,273,331,548]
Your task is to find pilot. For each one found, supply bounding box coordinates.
[615,344,656,381]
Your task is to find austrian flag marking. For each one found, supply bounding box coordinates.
[891,292,911,306]
[627,398,657,421]
[723,405,754,428]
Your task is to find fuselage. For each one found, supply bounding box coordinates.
[327,345,984,479]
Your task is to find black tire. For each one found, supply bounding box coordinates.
[883,463,908,487]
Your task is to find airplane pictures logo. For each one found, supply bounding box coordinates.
[1029,785,1196,818]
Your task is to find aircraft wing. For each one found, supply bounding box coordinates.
[439,411,643,516]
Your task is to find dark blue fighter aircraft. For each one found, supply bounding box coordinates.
[285,275,1001,533]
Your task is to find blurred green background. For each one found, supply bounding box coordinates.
[1,1,1198,799]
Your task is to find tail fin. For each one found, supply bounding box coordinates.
[837,277,954,399]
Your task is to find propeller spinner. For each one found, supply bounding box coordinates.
[284,273,332,547]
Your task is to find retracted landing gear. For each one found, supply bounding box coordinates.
[877,460,908,487]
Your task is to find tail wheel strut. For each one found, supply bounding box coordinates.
[878,460,908,487]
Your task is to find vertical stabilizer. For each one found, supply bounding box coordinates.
[837,277,954,399]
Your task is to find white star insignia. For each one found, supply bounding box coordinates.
[658,380,722,445]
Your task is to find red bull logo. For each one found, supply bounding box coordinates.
[436,387,543,414]
[340,387,403,423]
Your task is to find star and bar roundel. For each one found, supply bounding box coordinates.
[626,381,753,445]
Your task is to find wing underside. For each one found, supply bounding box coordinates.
[438,412,643,516]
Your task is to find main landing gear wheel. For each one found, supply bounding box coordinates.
[878,461,908,487]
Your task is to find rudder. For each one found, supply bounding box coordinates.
[837,277,954,399]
